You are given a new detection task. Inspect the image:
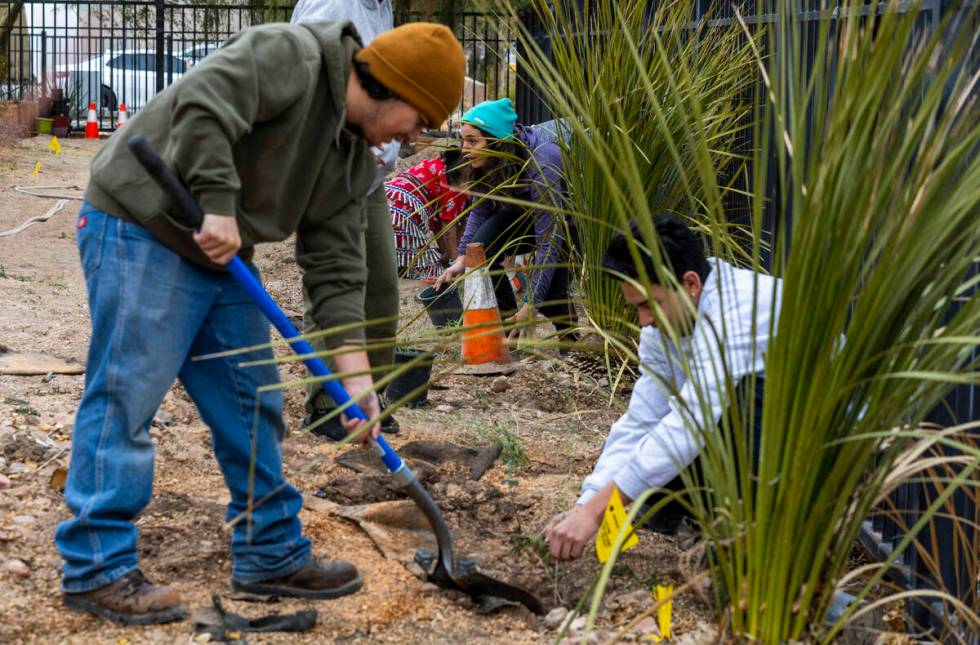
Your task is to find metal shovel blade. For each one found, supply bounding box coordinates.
[402,478,544,614]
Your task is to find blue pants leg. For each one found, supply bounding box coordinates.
[177,268,311,583]
[56,204,309,591]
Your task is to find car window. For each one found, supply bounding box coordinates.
[106,54,136,70]
[165,55,187,74]
[105,53,186,74]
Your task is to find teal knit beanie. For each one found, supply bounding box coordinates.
[461,98,518,141]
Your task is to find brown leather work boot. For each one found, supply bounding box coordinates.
[63,569,188,625]
[231,558,362,599]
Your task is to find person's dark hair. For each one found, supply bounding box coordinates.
[601,214,711,285]
[467,126,526,208]
[353,59,399,102]
[441,147,471,188]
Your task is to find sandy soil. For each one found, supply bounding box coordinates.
[0,135,713,643]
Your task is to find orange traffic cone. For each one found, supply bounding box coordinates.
[84,102,98,139]
[460,243,514,375]
[116,103,128,129]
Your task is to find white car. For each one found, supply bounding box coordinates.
[180,42,223,67]
[53,49,189,114]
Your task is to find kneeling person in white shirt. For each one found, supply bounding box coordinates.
[545,214,781,561]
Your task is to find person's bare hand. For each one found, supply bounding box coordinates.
[506,303,534,340]
[545,504,602,561]
[193,213,241,265]
[434,256,466,291]
[339,375,380,445]
[333,348,380,445]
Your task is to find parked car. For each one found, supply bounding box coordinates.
[180,42,223,67]
[53,49,189,114]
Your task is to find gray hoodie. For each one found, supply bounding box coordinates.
[291,0,400,177]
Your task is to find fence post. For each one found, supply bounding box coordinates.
[40,30,47,97]
[155,0,165,93]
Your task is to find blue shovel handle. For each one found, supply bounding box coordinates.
[127,135,404,475]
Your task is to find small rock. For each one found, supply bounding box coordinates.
[559,630,601,645]
[434,405,452,413]
[2,558,30,577]
[13,515,36,525]
[570,615,588,632]
[9,462,31,474]
[597,377,609,388]
[543,607,568,629]
[52,412,74,427]
[152,410,175,426]
[419,582,440,594]
[672,622,719,645]
[0,473,10,490]
[24,415,41,426]
[491,376,510,393]
[607,589,651,612]
[634,616,660,636]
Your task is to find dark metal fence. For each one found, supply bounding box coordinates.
[0,2,519,131]
[1,1,293,129]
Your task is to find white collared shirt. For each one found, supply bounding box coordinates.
[579,258,783,504]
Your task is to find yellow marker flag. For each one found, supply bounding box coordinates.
[48,136,61,156]
[648,585,673,642]
[595,487,639,564]
[33,160,41,175]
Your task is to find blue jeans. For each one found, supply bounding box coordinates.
[55,204,311,593]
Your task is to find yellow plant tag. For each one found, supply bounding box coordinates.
[48,136,61,155]
[648,584,673,641]
[595,487,638,564]
[33,160,41,175]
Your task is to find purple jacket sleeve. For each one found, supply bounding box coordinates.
[525,142,565,305]
[456,198,491,257]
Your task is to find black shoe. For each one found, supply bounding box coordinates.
[380,414,400,434]
[303,409,347,442]
[377,392,400,435]
[635,503,695,536]
[231,558,362,600]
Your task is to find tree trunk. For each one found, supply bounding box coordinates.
[0,1,26,55]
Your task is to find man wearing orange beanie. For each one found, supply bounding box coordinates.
[56,21,464,625]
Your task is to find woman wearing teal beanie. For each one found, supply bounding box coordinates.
[434,98,575,341]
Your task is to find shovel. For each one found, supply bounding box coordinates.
[127,136,544,615]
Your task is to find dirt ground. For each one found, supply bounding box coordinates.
[0,136,714,643]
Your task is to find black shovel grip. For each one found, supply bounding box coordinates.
[127,135,204,230]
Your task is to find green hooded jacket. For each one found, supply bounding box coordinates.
[84,21,377,347]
